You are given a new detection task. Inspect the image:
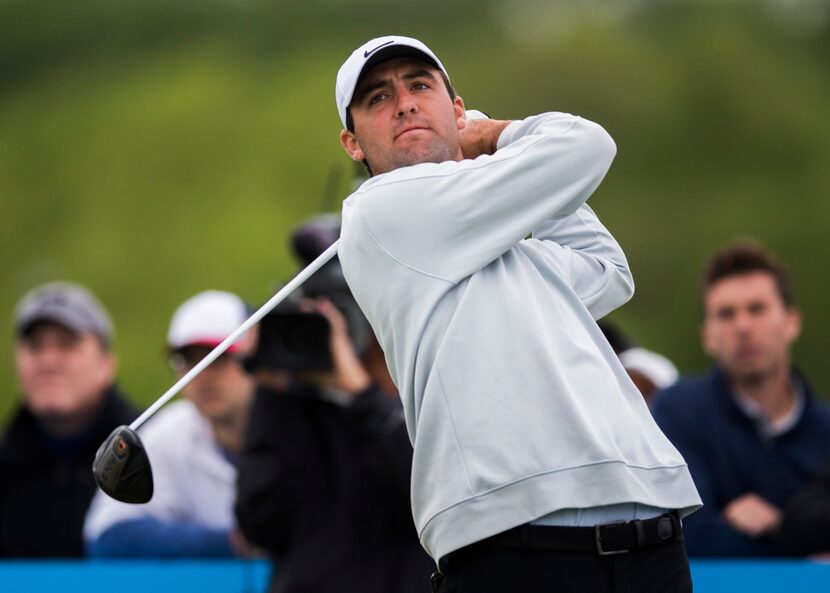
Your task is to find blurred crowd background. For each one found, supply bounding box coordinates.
[2,0,830,420]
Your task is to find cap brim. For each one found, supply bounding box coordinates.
[170,340,241,354]
[365,44,438,71]
[356,45,441,94]
[18,314,85,338]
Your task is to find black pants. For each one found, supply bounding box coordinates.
[433,539,693,593]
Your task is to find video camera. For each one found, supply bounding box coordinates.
[245,215,369,372]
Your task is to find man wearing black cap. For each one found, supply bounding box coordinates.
[0,282,137,557]
[334,36,701,592]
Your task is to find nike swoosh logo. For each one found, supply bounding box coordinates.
[364,40,395,58]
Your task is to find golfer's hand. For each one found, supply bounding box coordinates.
[459,117,512,159]
[301,297,371,396]
[723,493,782,537]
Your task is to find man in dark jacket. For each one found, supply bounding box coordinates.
[0,282,137,557]
[652,241,830,556]
[235,218,432,593]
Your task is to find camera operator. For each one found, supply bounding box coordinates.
[235,216,432,593]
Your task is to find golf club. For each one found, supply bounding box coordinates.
[93,241,340,503]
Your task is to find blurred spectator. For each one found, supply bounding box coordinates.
[235,216,433,593]
[598,321,679,405]
[651,240,830,556]
[619,347,679,406]
[84,290,258,558]
[597,320,636,354]
[0,282,137,557]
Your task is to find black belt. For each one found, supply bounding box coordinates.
[466,511,683,557]
[431,513,685,591]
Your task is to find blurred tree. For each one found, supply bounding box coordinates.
[1,0,829,421]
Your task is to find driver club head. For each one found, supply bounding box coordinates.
[92,425,153,504]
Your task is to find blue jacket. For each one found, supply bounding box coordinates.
[651,367,830,556]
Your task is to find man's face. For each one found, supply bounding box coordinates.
[340,57,466,175]
[702,272,801,384]
[172,345,254,423]
[15,321,115,422]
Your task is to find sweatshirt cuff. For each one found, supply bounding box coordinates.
[496,118,527,150]
[496,112,581,151]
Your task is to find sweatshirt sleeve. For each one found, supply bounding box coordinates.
[351,112,616,283]
[530,204,634,320]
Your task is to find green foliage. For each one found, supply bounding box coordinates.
[2,1,829,422]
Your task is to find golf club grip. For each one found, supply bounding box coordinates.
[130,240,340,431]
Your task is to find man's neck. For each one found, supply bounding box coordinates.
[210,411,247,454]
[36,395,108,439]
[729,365,795,424]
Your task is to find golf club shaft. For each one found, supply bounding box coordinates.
[130,240,340,431]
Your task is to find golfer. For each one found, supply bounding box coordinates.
[334,36,701,592]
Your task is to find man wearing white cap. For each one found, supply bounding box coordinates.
[84,290,259,558]
[619,347,680,406]
[334,35,701,591]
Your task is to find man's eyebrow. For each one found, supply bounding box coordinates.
[354,78,389,104]
[401,68,438,82]
[353,68,439,104]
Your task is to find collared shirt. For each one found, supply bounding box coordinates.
[732,378,805,440]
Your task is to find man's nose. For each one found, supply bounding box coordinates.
[734,311,754,333]
[395,88,418,117]
[33,345,64,368]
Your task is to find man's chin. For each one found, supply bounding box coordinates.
[191,399,229,421]
[30,407,87,433]
[393,150,454,171]
[728,365,771,386]
[371,141,457,173]
[27,392,74,416]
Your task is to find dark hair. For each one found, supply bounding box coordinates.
[597,321,635,354]
[702,239,795,309]
[345,71,456,176]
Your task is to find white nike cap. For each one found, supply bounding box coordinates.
[335,35,450,128]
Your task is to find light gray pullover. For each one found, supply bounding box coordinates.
[338,112,701,561]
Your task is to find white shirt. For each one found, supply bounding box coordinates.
[84,400,237,543]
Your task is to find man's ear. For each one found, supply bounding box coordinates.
[340,129,365,162]
[97,350,117,390]
[700,320,717,359]
[454,95,466,131]
[785,308,802,344]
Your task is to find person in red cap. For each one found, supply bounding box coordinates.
[83,290,259,558]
